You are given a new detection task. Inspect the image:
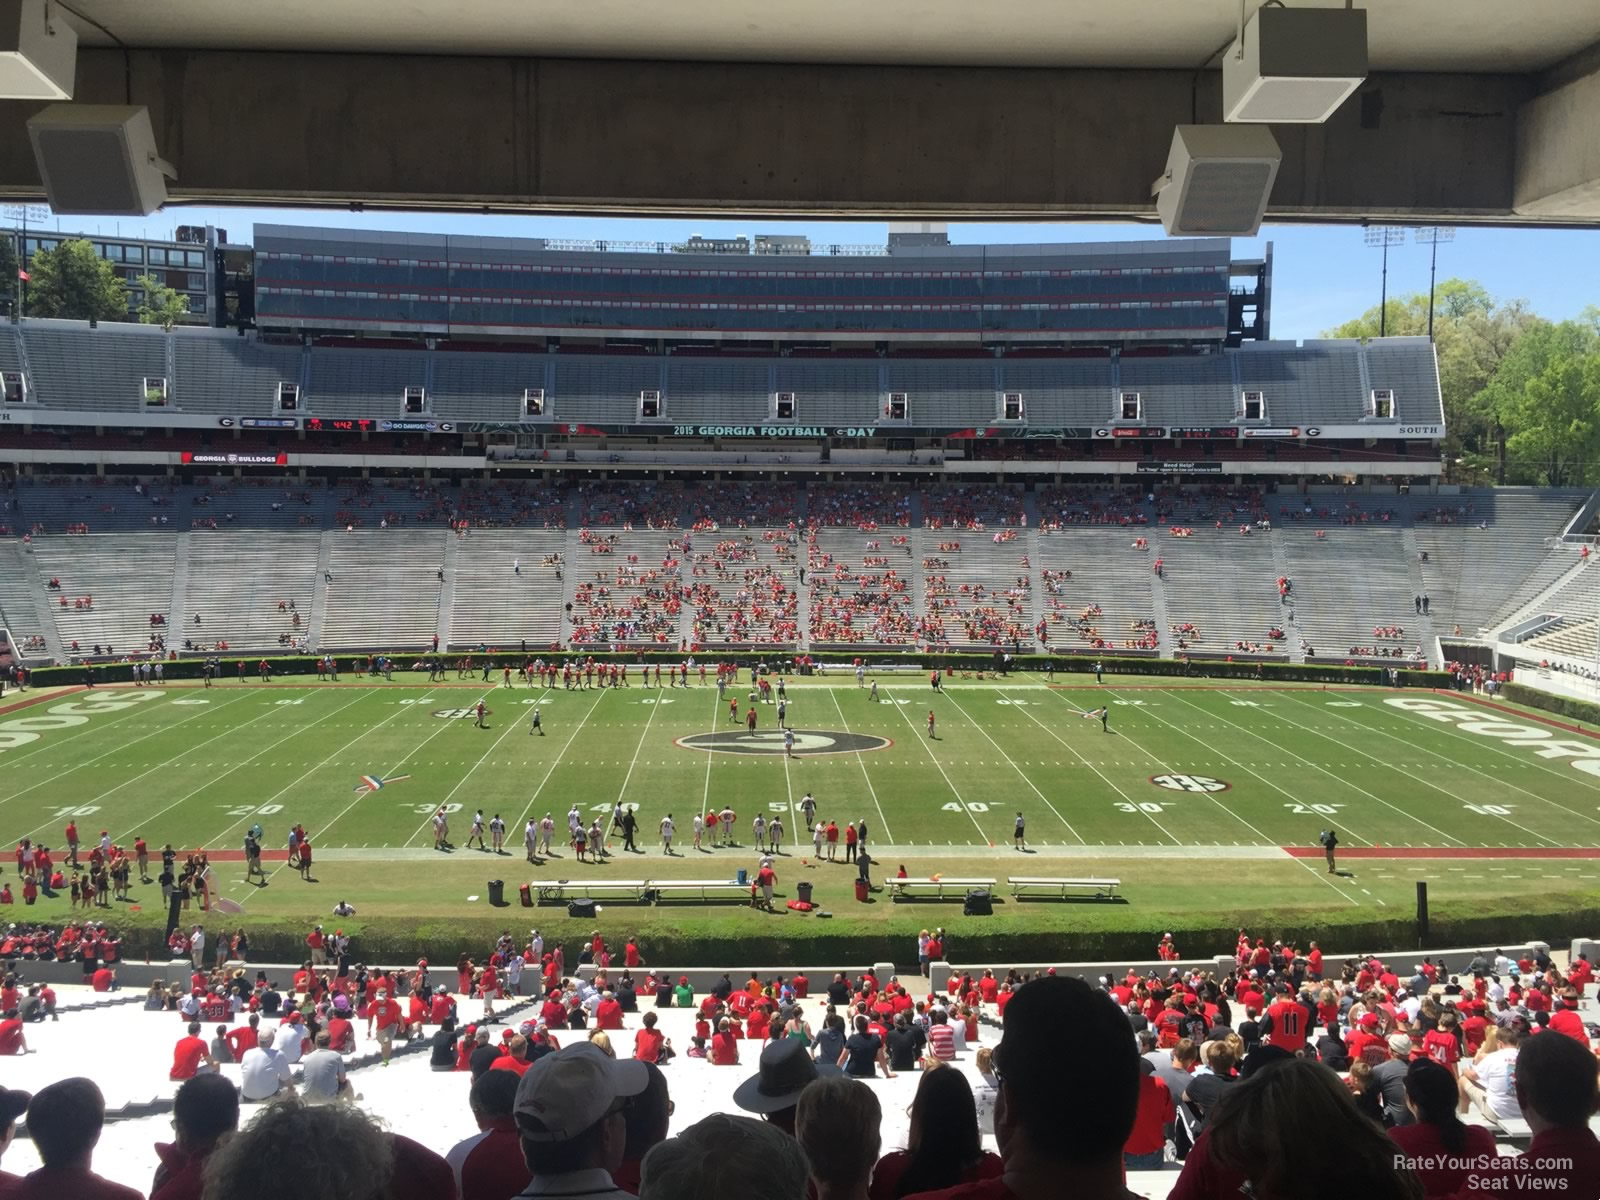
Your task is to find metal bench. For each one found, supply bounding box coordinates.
[1008,876,1122,900]
[527,879,649,904]
[647,879,753,903]
[888,876,998,901]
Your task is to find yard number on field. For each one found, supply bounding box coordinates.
[942,802,989,813]
[1285,803,1343,815]
[1117,802,1167,813]
[219,804,283,818]
[1465,804,1514,816]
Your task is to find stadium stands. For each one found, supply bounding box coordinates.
[318,531,448,649]
[448,529,569,649]
[1278,524,1422,662]
[183,532,322,651]
[30,534,177,654]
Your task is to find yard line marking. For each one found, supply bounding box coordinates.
[695,688,723,825]
[615,682,666,813]
[0,689,257,809]
[514,687,609,835]
[401,697,532,848]
[117,688,379,847]
[1162,690,1469,847]
[947,690,1084,843]
[1228,690,1559,847]
[243,689,493,901]
[827,683,894,842]
[1002,690,1179,845]
[881,686,988,842]
[11,691,302,842]
[1277,690,1600,830]
[1102,688,1378,848]
[1092,689,1368,906]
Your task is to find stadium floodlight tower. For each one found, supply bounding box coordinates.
[1413,227,1456,340]
[1363,226,1406,337]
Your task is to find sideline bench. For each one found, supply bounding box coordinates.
[889,876,997,901]
[648,879,753,903]
[528,879,648,904]
[1008,876,1121,900]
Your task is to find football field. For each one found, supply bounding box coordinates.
[4,672,1600,937]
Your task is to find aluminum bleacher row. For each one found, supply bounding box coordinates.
[0,480,1589,660]
[0,320,1444,427]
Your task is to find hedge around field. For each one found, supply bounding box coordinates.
[1501,682,1600,728]
[90,893,1600,969]
[30,652,1450,691]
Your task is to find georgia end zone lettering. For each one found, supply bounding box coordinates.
[1384,697,1600,779]
[0,690,166,752]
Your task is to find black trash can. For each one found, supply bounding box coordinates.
[487,879,504,906]
[796,881,813,904]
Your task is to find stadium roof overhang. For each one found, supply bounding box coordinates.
[0,0,1595,224]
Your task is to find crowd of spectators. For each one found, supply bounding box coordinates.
[921,485,1027,530]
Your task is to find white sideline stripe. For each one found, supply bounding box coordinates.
[0,690,256,808]
[880,686,989,842]
[1219,690,1560,848]
[827,683,894,842]
[1162,690,1471,848]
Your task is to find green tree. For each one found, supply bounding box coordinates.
[25,237,127,322]
[134,271,189,332]
[1478,320,1600,487]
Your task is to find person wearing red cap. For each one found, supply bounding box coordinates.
[1547,989,1587,1042]
[1344,1011,1384,1064]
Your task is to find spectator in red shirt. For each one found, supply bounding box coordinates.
[12,1078,143,1200]
[0,1010,24,1056]
[1123,1061,1175,1172]
[1260,986,1311,1052]
[445,1069,529,1200]
[490,1036,532,1077]
[150,1075,239,1200]
[633,1011,666,1064]
[169,1022,216,1081]
[368,988,403,1065]
[596,991,624,1030]
[870,1067,1001,1200]
[624,940,642,969]
[710,1018,740,1066]
[1547,990,1587,1043]
[1387,1061,1494,1198]
[903,976,1138,1200]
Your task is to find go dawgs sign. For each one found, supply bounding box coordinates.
[1384,697,1600,779]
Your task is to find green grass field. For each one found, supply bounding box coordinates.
[5,671,1600,954]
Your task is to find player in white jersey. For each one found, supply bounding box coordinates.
[525,819,538,862]
[432,808,450,851]
[869,680,878,702]
[719,805,736,846]
[752,814,767,851]
[856,664,865,687]
[467,810,486,851]
[539,814,556,857]
[490,813,506,853]
[800,792,817,830]
[660,813,676,855]
[568,805,583,840]
[692,812,705,851]
[768,813,784,853]
[812,821,825,857]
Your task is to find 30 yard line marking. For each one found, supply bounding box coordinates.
[0,688,258,809]
[881,686,988,842]
[1231,691,1560,847]
[827,683,894,842]
[1004,690,1179,845]
[1162,690,1470,847]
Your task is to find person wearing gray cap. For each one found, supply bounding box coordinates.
[0,1087,31,1190]
[732,1037,840,1136]
[511,1041,649,1200]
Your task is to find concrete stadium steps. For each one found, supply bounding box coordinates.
[447,529,569,650]
[184,531,323,651]
[1526,616,1600,660]
[0,540,60,659]
[1157,530,1286,655]
[1279,526,1420,660]
[1034,528,1157,654]
[806,526,918,646]
[919,536,1034,649]
[319,530,449,650]
[570,527,686,648]
[1519,564,1600,657]
[30,534,178,654]
[1407,489,1591,635]
[685,526,802,647]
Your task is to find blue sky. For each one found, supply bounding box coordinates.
[28,205,1600,341]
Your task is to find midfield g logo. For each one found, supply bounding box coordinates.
[1150,773,1231,793]
[676,729,892,757]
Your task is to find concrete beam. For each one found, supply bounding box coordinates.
[0,48,1558,222]
[1515,45,1600,218]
